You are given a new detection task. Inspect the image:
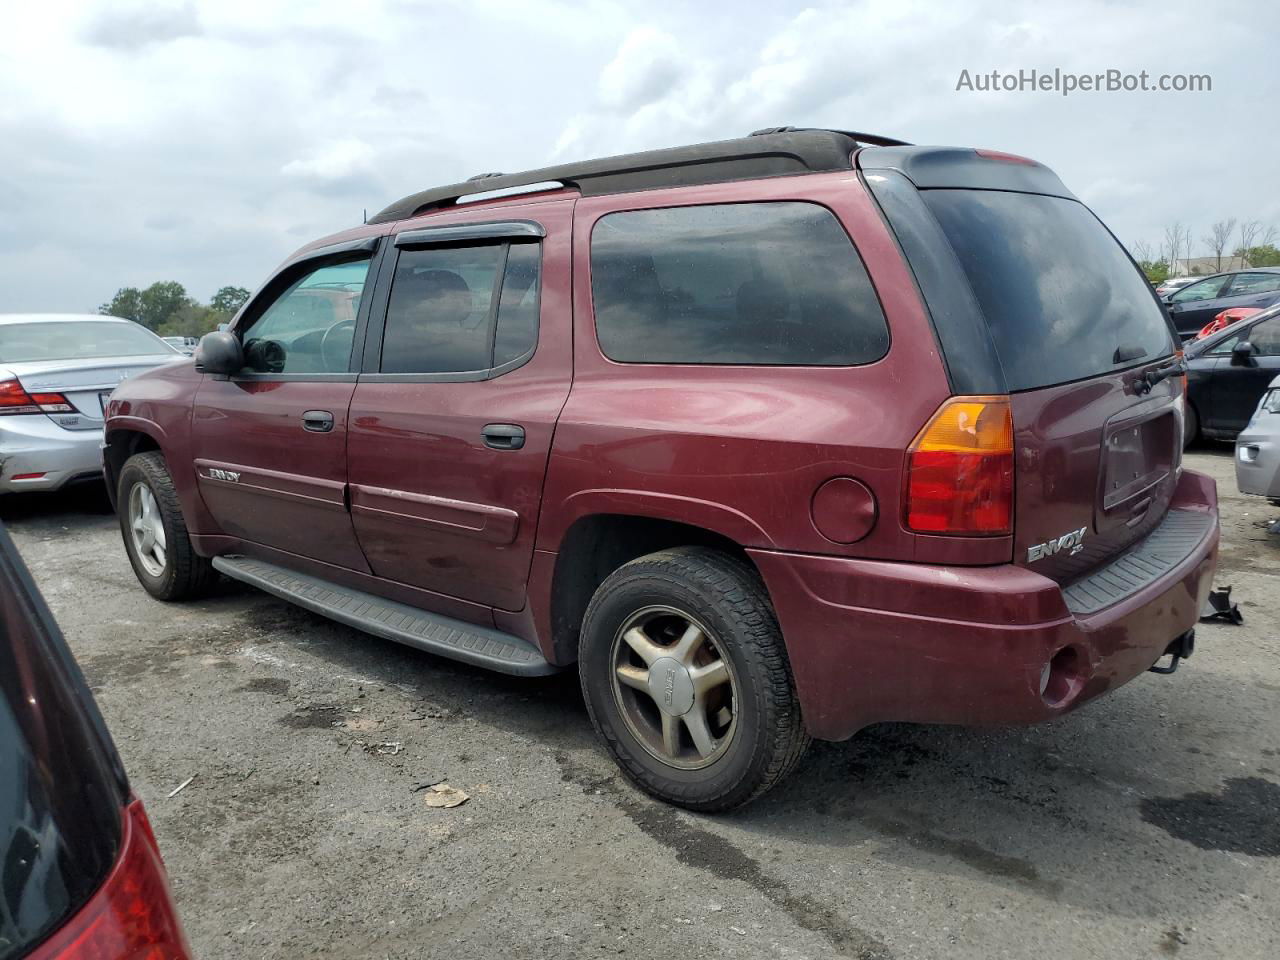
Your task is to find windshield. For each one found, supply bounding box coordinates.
[923,190,1176,391]
[0,321,176,363]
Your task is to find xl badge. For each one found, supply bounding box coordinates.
[1027,526,1087,563]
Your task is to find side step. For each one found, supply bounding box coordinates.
[211,555,558,677]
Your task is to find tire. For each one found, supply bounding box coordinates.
[1183,403,1199,449]
[578,547,810,811]
[117,451,217,601]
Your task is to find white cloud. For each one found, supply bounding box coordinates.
[0,0,1277,311]
[282,140,376,182]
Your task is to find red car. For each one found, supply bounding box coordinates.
[1,525,191,959]
[104,129,1219,810]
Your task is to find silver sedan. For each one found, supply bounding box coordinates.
[1236,372,1280,503]
[0,314,183,493]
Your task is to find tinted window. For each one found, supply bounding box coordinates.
[1170,275,1229,303]
[923,191,1176,391]
[1227,272,1280,296]
[381,242,541,374]
[590,202,888,365]
[0,321,177,363]
[2,529,124,960]
[240,257,371,374]
[1251,316,1280,355]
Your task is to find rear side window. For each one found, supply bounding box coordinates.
[1228,272,1280,296]
[590,202,889,366]
[923,191,1176,391]
[381,242,541,374]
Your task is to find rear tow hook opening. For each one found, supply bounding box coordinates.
[1149,629,1195,675]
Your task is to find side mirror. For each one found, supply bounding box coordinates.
[1230,340,1256,366]
[195,331,244,376]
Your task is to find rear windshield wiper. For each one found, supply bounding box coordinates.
[1134,356,1186,395]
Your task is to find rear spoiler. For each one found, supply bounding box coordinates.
[857,146,1076,198]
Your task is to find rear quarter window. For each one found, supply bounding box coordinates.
[590,202,889,366]
[923,190,1176,391]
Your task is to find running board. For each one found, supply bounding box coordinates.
[211,555,558,677]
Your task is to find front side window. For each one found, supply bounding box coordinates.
[1250,316,1280,355]
[239,257,371,374]
[1170,275,1229,303]
[590,202,889,366]
[380,241,541,374]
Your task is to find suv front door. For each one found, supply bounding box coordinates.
[190,238,380,571]
[1205,314,1280,433]
[346,201,573,611]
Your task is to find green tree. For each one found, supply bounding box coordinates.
[1136,260,1169,283]
[99,287,145,322]
[1237,244,1280,267]
[157,303,221,339]
[138,281,193,331]
[210,285,251,316]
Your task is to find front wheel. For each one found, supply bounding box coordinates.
[118,451,217,601]
[1183,403,1200,449]
[579,548,810,811]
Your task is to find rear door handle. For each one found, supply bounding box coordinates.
[482,423,525,450]
[302,410,334,433]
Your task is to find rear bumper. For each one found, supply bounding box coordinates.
[750,469,1219,741]
[1235,429,1280,498]
[0,416,104,492]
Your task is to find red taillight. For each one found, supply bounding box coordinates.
[905,396,1014,536]
[27,800,192,960]
[974,148,1037,165]
[0,378,73,415]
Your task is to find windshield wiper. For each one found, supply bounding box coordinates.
[1134,356,1186,395]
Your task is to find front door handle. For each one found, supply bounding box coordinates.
[302,410,335,433]
[482,423,525,450]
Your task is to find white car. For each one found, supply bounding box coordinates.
[1236,372,1280,503]
[0,314,183,493]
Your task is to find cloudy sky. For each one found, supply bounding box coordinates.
[3,0,1277,313]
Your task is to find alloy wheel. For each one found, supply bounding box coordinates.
[609,605,738,770]
[128,482,168,578]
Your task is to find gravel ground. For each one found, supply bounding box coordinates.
[4,448,1278,960]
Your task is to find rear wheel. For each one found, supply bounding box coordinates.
[578,548,810,811]
[118,452,216,601]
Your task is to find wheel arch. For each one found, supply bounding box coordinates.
[546,512,764,665]
[102,425,165,510]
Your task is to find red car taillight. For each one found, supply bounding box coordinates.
[905,396,1014,536]
[27,799,192,960]
[0,378,73,415]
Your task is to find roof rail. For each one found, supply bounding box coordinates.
[369,128,906,224]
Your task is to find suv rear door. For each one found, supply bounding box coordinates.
[862,150,1183,583]
[190,239,379,571]
[345,200,573,611]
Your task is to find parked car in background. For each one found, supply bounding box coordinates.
[0,315,182,493]
[1,524,192,959]
[1185,302,1280,443]
[1195,306,1262,340]
[1155,276,1199,298]
[103,129,1217,810]
[161,336,199,355]
[1161,267,1280,338]
[1235,373,1280,504]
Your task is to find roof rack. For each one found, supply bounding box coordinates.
[369,127,910,224]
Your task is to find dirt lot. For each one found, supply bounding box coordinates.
[4,448,1278,960]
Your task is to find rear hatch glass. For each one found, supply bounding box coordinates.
[1,528,124,959]
[921,190,1175,391]
[916,188,1181,580]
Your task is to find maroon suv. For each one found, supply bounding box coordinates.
[104,128,1219,811]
